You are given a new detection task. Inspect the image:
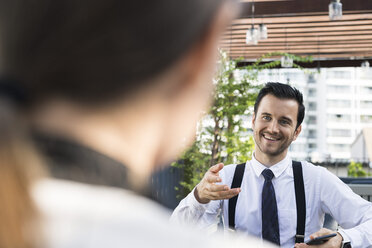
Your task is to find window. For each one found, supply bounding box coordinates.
[308,88,317,97]
[327,99,351,108]
[308,130,317,138]
[307,74,316,84]
[326,71,352,79]
[361,115,372,123]
[308,102,317,111]
[327,85,351,94]
[360,101,372,108]
[328,114,351,123]
[328,144,350,152]
[361,86,372,94]
[308,143,317,150]
[327,129,351,137]
[307,116,317,124]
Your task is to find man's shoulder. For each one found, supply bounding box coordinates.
[295,160,326,171]
[293,160,331,181]
[223,161,248,175]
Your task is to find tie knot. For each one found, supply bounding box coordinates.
[262,169,274,181]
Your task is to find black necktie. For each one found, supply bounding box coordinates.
[261,169,280,245]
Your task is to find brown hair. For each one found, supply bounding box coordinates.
[0,99,43,248]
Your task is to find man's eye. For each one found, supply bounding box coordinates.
[263,116,271,121]
[279,120,289,125]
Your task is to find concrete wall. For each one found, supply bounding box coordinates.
[351,132,367,162]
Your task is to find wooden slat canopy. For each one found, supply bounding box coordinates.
[221,0,372,66]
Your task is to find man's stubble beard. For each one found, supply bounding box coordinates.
[254,131,295,158]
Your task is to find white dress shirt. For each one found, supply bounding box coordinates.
[171,155,372,248]
[33,178,275,248]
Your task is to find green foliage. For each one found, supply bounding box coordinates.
[172,141,210,195]
[173,50,313,198]
[347,161,372,177]
[210,51,260,165]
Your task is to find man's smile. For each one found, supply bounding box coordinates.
[262,133,281,141]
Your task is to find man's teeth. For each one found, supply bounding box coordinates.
[263,134,279,141]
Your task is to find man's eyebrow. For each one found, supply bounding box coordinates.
[280,116,293,123]
[261,112,272,116]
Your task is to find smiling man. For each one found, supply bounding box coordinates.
[171,82,372,248]
[252,92,302,165]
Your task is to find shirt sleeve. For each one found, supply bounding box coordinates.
[318,167,372,248]
[170,187,223,233]
[170,166,237,233]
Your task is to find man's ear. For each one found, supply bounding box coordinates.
[293,124,302,141]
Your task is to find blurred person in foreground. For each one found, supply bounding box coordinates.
[0,0,276,248]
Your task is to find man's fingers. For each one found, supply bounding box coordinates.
[206,175,222,183]
[294,243,308,248]
[209,184,228,192]
[208,188,241,200]
[209,163,224,173]
[218,188,241,198]
[309,228,332,239]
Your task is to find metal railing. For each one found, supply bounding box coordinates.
[348,184,372,201]
[324,178,372,230]
[340,177,372,202]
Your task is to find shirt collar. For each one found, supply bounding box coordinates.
[251,153,291,179]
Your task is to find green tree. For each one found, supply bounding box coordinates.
[347,161,372,177]
[173,51,312,198]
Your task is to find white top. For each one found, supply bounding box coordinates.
[32,178,276,248]
[171,155,372,248]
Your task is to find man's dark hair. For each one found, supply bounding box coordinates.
[254,82,305,129]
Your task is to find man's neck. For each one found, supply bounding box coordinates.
[253,151,288,167]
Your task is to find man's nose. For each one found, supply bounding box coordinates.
[267,121,280,134]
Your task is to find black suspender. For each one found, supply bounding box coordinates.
[228,160,306,243]
[228,162,246,229]
[292,161,306,243]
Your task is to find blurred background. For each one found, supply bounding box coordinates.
[151,0,372,212]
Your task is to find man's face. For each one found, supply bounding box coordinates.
[252,94,302,163]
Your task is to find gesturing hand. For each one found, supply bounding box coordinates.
[194,163,241,204]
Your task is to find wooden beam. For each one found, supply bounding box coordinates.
[222,31,372,41]
[236,58,372,68]
[221,43,372,50]
[220,40,372,47]
[232,13,372,25]
[227,52,372,58]
[225,25,372,36]
[220,34,372,43]
[238,0,372,18]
